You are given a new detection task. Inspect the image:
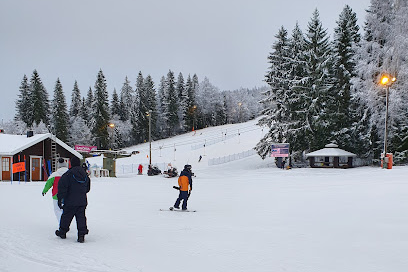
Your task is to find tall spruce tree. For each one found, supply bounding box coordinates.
[51,78,69,142]
[331,5,361,150]
[176,72,187,131]
[90,69,110,149]
[83,87,93,125]
[70,81,82,117]
[120,76,133,121]
[353,0,395,160]
[131,71,147,143]
[144,75,158,139]
[286,23,309,160]
[256,26,291,159]
[303,9,333,151]
[165,70,179,135]
[111,88,121,117]
[156,76,167,136]
[389,0,408,163]
[15,74,31,125]
[29,70,50,126]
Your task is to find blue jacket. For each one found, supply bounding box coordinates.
[58,166,91,206]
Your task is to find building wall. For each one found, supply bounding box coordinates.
[9,139,76,182]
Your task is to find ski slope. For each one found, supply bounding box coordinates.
[1,119,408,272]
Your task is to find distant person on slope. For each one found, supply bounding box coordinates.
[42,158,69,223]
[56,156,91,243]
[173,164,193,210]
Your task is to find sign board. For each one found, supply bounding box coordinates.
[75,145,97,153]
[12,162,25,173]
[271,143,289,157]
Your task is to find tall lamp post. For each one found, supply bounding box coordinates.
[146,110,152,166]
[379,74,396,168]
[191,105,197,131]
[108,123,115,150]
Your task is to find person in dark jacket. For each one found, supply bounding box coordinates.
[55,156,91,243]
[173,164,193,210]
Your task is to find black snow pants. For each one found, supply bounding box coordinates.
[59,205,89,236]
[174,191,189,210]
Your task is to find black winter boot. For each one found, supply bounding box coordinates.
[77,235,85,243]
[55,230,66,239]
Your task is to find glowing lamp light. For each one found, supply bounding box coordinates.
[380,76,390,85]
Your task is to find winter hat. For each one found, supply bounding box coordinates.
[70,156,81,167]
[184,164,192,171]
[57,158,68,169]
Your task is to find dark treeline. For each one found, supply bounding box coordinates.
[256,2,408,165]
[12,69,265,150]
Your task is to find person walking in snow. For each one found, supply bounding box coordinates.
[173,164,193,210]
[42,158,69,223]
[55,156,91,243]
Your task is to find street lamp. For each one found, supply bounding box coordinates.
[146,110,152,166]
[191,105,197,131]
[379,73,397,168]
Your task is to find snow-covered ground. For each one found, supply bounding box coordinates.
[1,119,408,272]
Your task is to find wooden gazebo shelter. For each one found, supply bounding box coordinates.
[305,143,357,168]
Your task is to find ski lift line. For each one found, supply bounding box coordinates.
[149,127,262,151]
[124,125,263,153]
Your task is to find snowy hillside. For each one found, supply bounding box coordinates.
[1,119,408,272]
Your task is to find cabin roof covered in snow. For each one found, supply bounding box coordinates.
[305,143,357,158]
[0,133,82,158]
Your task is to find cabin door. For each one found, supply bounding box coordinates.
[31,157,42,181]
[1,157,11,180]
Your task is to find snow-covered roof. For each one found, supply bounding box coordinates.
[305,143,356,158]
[0,133,82,159]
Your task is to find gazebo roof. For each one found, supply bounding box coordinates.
[305,143,357,158]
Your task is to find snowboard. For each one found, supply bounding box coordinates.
[159,207,197,212]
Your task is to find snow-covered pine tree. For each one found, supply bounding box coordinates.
[256,26,292,159]
[331,5,361,150]
[176,72,187,131]
[196,77,219,128]
[80,98,89,123]
[384,0,408,163]
[284,23,310,160]
[51,78,69,142]
[156,76,168,137]
[131,71,148,143]
[353,0,396,160]
[83,87,93,125]
[90,69,110,149]
[214,95,227,126]
[69,117,92,146]
[29,70,50,126]
[183,74,198,131]
[165,70,179,136]
[70,81,82,117]
[15,74,31,125]
[144,75,158,139]
[110,88,121,118]
[119,76,133,121]
[303,9,333,151]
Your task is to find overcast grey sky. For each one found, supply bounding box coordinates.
[0,0,370,122]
